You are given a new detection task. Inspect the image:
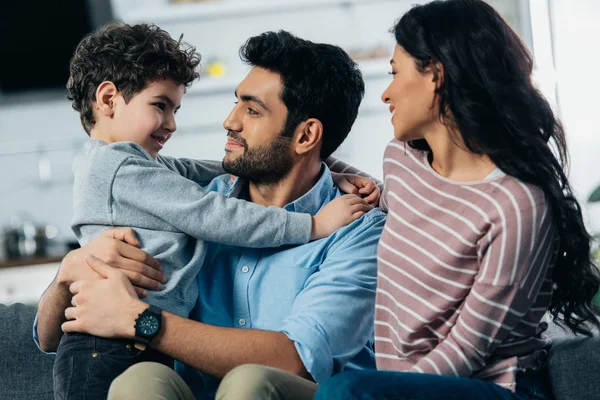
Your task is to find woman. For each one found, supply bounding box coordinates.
[314,0,600,399]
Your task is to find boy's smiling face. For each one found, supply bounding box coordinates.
[92,79,184,159]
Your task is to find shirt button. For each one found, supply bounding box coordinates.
[238,318,246,326]
[241,266,249,273]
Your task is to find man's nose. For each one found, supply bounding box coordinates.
[223,107,242,132]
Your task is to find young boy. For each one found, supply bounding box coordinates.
[52,22,374,399]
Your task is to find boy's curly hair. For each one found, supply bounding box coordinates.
[67,22,201,134]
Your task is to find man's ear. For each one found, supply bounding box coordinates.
[294,118,323,156]
[95,81,119,117]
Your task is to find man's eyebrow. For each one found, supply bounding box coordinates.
[240,95,269,112]
[234,89,269,112]
[153,95,180,110]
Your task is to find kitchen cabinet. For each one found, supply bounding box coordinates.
[0,0,545,238]
[108,0,536,179]
[0,263,60,305]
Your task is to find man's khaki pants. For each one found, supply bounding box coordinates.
[107,362,318,400]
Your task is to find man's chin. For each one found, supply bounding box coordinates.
[222,157,241,177]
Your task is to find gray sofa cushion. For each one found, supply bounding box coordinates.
[0,303,598,400]
[0,303,54,400]
[546,322,600,400]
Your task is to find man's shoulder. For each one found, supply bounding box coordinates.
[203,174,235,195]
[327,206,386,250]
[350,207,386,231]
[360,207,387,224]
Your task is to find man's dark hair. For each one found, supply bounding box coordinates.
[239,30,364,159]
[67,22,201,134]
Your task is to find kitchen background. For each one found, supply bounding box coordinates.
[0,0,598,304]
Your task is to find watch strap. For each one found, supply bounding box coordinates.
[134,305,163,348]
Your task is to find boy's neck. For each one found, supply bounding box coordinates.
[89,127,113,144]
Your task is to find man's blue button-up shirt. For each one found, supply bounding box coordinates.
[176,164,386,398]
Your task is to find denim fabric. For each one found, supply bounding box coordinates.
[53,332,172,400]
[313,368,554,400]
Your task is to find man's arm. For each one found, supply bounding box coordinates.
[36,270,74,352]
[62,212,385,381]
[63,257,309,379]
[154,315,309,379]
[35,228,163,352]
[278,211,385,382]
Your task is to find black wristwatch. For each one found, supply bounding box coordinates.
[134,305,163,347]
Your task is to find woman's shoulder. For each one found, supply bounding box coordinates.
[477,174,551,233]
[493,173,547,209]
[383,140,429,171]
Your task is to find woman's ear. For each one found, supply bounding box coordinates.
[432,61,445,91]
[95,81,119,116]
[294,118,323,156]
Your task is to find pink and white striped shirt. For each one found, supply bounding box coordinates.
[375,140,556,391]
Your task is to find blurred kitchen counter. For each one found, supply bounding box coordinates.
[0,247,69,305]
[0,253,66,269]
[0,262,61,305]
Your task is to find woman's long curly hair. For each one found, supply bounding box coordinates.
[394,0,599,335]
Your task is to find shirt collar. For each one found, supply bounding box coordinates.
[228,163,339,215]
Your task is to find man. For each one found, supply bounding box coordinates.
[35,31,385,400]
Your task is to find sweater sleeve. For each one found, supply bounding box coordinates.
[110,156,312,248]
[156,155,225,186]
[326,156,384,193]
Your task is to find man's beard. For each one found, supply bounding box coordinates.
[223,131,294,185]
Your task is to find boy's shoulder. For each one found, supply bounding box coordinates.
[73,140,160,187]
[75,140,157,171]
[81,140,153,162]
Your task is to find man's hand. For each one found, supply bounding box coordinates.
[331,173,380,206]
[62,255,147,339]
[58,228,166,298]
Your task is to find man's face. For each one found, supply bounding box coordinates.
[222,67,295,184]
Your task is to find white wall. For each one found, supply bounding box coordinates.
[0,0,536,240]
[549,0,600,233]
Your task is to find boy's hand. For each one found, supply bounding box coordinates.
[57,228,166,298]
[332,173,380,206]
[311,194,372,240]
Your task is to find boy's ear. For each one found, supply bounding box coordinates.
[95,81,119,117]
[294,118,323,156]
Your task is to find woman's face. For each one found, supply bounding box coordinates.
[381,44,439,141]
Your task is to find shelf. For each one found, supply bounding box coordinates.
[121,0,382,24]
[187,57,390,96]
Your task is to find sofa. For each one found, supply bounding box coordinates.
[1,302,599,400]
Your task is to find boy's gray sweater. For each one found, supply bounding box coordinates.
[72,140,312,316]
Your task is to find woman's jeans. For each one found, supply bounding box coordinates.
[313,368,554,400]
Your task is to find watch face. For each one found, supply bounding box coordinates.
[139,315,159,336]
